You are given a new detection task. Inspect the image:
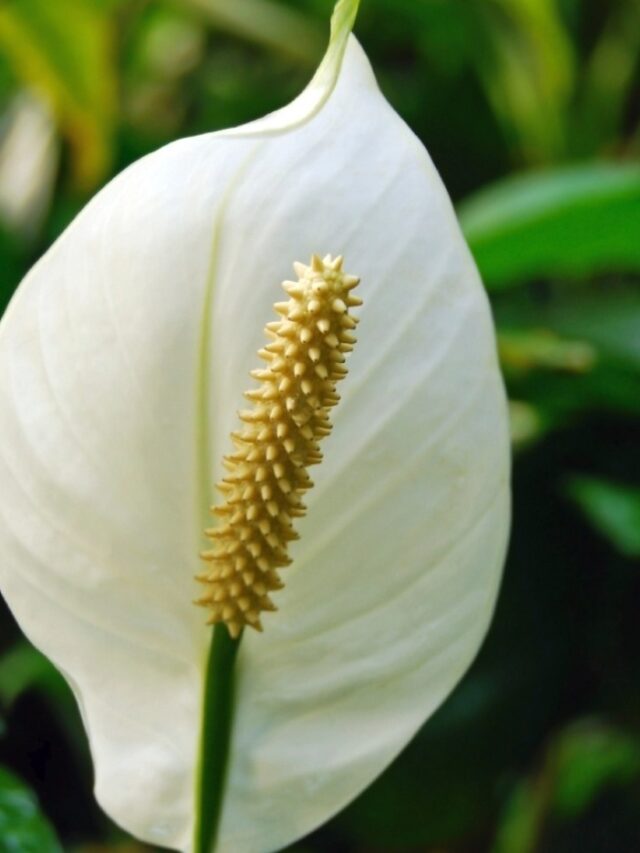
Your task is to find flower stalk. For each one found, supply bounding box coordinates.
[194,624,241,853]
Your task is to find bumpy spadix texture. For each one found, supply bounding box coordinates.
[197,255,360,636]
[0,1,510,850]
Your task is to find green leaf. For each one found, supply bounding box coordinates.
[568,476,640,558]
[574,1,640,155]
[474,0,575,163]
[493,722,640,853]
[531,289,640,372]
[493,779,543,853]
[179,0,323,64]
[459,163,640,289]
[494,286,640,423]
[0,641,63,709]
[0,766,63,853]
[0,0,117,189]
[372,0,574,164]
[551,724,640,819]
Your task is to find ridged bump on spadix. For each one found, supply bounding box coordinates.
[196,254,361,637]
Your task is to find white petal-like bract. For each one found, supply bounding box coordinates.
[0,4,509,851]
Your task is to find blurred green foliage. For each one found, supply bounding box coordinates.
[0,766,62,852]
[460,163,640,289]
[493,722,640,853]
[569,477,640,557]
[0,0,117,188]
[0,0,639,851]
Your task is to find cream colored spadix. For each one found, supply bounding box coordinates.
[0,0,510,851]
[197,254,360,638]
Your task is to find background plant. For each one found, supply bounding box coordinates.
[0,0,638,850]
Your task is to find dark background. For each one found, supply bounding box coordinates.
[0,0,639,851]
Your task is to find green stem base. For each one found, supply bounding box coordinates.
[194,624,242,853]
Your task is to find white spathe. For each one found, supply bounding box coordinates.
[0,11,510,853]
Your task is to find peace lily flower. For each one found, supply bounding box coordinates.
[0,1,510,851]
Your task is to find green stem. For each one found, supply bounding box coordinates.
[194,624,242,853]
